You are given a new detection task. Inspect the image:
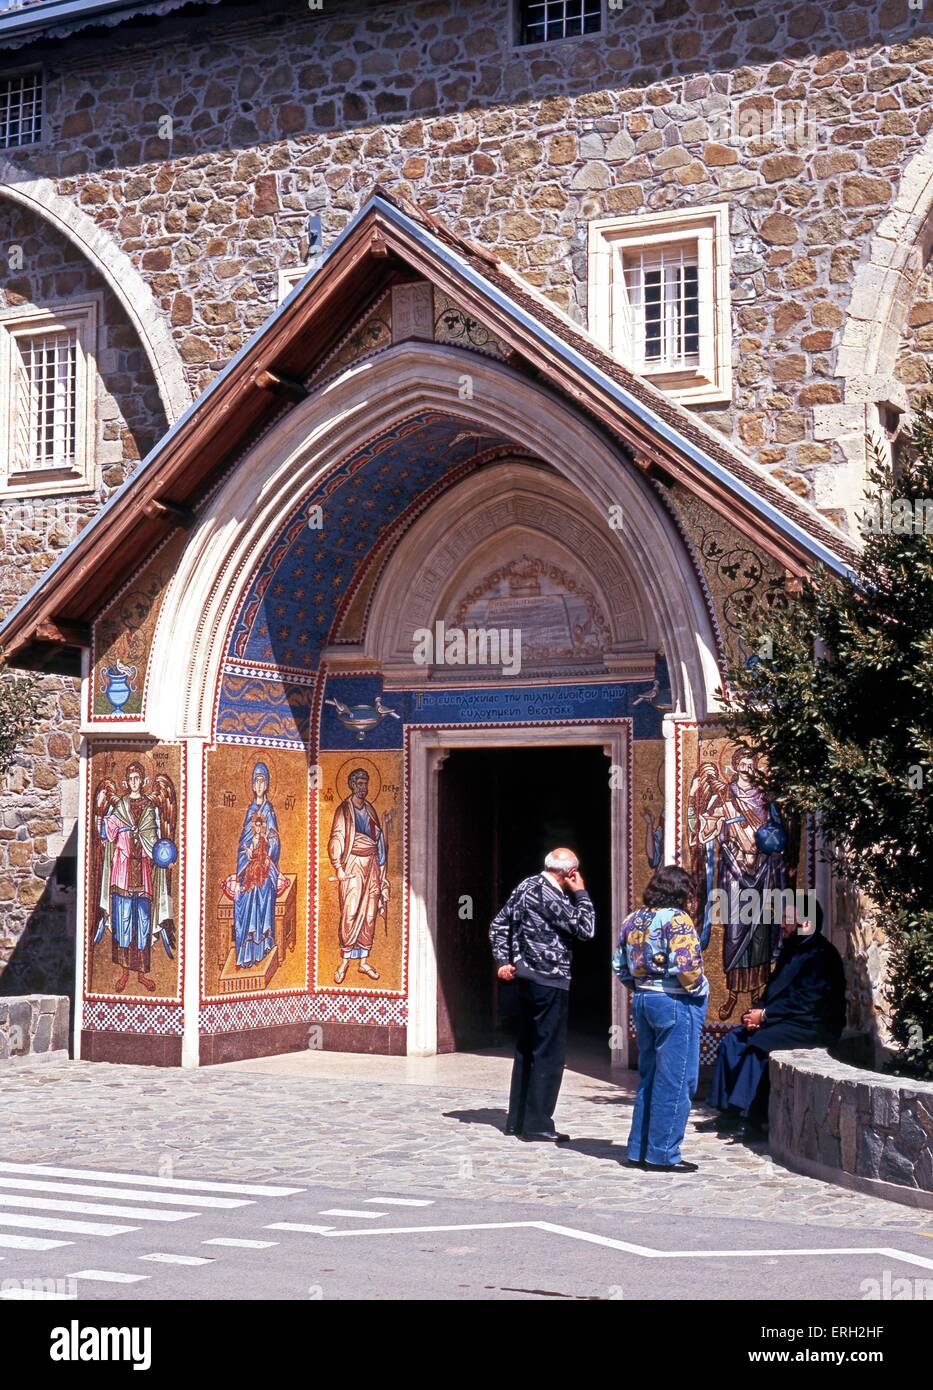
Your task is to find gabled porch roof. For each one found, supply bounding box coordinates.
[0,188,856,674]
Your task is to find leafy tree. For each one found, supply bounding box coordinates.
[722,401,933,1077]
[0,659,40,780]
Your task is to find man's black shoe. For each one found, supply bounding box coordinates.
[625,1158,646,1168]
[735,1123,768,1143]
[643,1160,699,1173]
[521,1131,570,1143]
[695,1112,741,1133]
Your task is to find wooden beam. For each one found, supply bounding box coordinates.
[142,497,196,528]
[34,619,91,647]
[251,367,309,402]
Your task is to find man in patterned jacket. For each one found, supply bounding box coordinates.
[489,848,595,1143]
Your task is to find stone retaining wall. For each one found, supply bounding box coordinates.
[769,1048,933,1210]
[0,994,70,1062]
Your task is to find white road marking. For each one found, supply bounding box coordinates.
[0,1163,303,1197]
[139,1253,214,1266]
[0,1193,195,1223]
[365,1197,434,1207]
[0,1288,76,1300]
[318,1208,384,1219]
[69,1270,150,1285]
[266,1222,335,1235]
[203,1238,279,1249]
[0,1177,250,1209]
[0,1213,137,1237]
[0,1232,72,1251]
[299,1218,933,1273]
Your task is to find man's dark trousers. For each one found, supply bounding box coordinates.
[506,978,570,1136]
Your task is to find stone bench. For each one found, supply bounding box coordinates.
[769,1048,933,1211]
[0,995,70,1063]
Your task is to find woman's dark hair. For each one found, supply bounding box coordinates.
[643,864,695,911]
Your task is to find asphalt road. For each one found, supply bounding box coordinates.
[0,1159,931,1303]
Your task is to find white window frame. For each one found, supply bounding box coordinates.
[0,66,43,150]
[277,266,307,304]
[510,0,606,50]
[588,204,732,406]
[0,299,98,497]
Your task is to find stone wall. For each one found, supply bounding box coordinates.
[2,0,933,996]
[14,0,931,524]
[0,207,166,997]
[769,1048,933,1209]
[0,993,69,1060]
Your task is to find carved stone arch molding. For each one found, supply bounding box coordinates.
[363,460,660,684]
[0,158,191,423]
[815,132,933,520]
[146,341,722,738]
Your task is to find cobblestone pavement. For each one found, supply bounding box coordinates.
[4,1058,931,1234]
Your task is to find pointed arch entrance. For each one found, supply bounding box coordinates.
[123,342,722,1066]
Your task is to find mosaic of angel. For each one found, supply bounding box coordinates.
[93,761,177,993]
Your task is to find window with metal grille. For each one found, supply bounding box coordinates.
[0,70,43,149]
[1,300,96,495]
[15,331,78,471]
[623,248,701,373]
[518,0,602,45]
[588,205,732,405]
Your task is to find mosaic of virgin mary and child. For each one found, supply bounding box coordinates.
[228,761,281,968]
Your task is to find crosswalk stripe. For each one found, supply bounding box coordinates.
[319,1208,384,1219]
[266,1222,334,1235]
[0,1194,195,1223]
[69,1270,150,1285]
[0,1288,77,1300]
[365,1197,434,1207]
[139,1253,214,1266]
[0,1213,137,1237]
[0,1177,250,1209]
[0,1233,72,1251]
[0,1163,303,1197]
[203,1238,279,1249]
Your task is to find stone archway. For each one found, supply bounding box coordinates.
[0,157,191,423]
[145,341,722,742]
[364,459,660,685]
[815,133,933,516]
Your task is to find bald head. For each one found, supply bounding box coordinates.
[544,848,579,874]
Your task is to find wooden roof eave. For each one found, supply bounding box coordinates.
[0,209,399,671]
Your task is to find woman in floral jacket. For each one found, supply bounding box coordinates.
[614,865,708,1173]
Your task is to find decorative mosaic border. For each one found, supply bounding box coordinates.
[83,1000,184,1036]
[198,992,407,1034]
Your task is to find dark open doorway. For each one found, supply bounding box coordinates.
[435,745,612,1052]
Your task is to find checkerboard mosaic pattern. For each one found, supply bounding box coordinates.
[199,992,408,1034]
[83,1001,183,1035]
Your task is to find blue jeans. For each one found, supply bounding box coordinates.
[627,990,706,1166]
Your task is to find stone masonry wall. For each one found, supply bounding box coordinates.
[2,0,933,996]
[0,993,69,1061]
[0,206,166,997]
[11,0,932,527]
[770,1048,933,1207]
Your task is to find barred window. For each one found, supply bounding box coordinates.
[518,0,602,46]
[588,205,732,406]
[623,248,701,373]
[15,331,78,471]
[1,301,97,496]
[0,70,43,149]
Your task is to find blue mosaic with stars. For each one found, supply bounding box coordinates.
[227,411,510,671]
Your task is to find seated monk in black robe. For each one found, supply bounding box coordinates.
[699,904,846,1140]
